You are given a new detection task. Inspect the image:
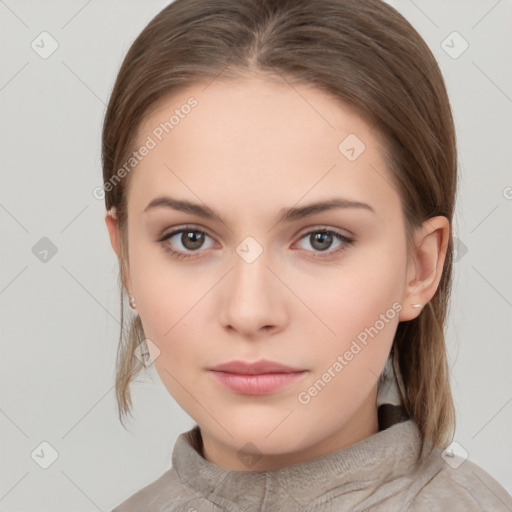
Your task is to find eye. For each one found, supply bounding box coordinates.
[157,226,354,260]
[158,226,216,259]
[294,228,354,257]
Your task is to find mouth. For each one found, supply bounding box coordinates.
[208,359,306,374]
[208,359,308,395]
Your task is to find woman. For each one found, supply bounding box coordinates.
[103,0,512,509]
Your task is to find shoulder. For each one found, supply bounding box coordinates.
[111,468,199,512]
[405,448,512,511]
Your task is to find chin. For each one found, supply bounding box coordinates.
[209,412,317,453]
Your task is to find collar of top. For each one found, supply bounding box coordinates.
[171,419,427,511]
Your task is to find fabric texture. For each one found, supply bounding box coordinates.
[111,360,512,511]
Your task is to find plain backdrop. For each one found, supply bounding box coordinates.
[1,0,511,510]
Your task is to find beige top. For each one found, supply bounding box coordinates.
[112,419,512,511]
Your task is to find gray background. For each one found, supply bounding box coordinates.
[1,0,511,509]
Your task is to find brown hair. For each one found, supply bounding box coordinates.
[102,0,457,454]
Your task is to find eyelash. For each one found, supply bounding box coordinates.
[157,225,355,260]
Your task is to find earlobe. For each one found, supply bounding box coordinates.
[400,216,450,321]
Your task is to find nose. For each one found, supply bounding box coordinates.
[218,246,288,339]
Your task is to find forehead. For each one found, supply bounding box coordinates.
[128,76,400,223]
[136,75,377,154]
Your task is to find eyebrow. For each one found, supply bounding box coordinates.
[143,196,376,223]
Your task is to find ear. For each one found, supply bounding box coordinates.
[105,210,133,294]
[399,216,450,321]
[105,210,121,257]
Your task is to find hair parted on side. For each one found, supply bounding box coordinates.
[101,0,457,457]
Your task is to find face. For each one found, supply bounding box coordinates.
[107,75,427,470]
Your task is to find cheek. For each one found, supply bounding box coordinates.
[297,253,405,344]
[129,246,215,373]
[134,269,203,342]
[128,231,196,328]
[301,270,402,410]
[131,259,207,403]
[295,246,405,400]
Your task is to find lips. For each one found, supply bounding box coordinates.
[208,359,308,395]
[208,359,305,375]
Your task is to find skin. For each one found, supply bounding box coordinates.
[105,74,449,471]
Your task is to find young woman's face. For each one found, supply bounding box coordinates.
[116,76,418,469]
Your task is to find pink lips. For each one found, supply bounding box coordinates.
[208,359,307,395]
